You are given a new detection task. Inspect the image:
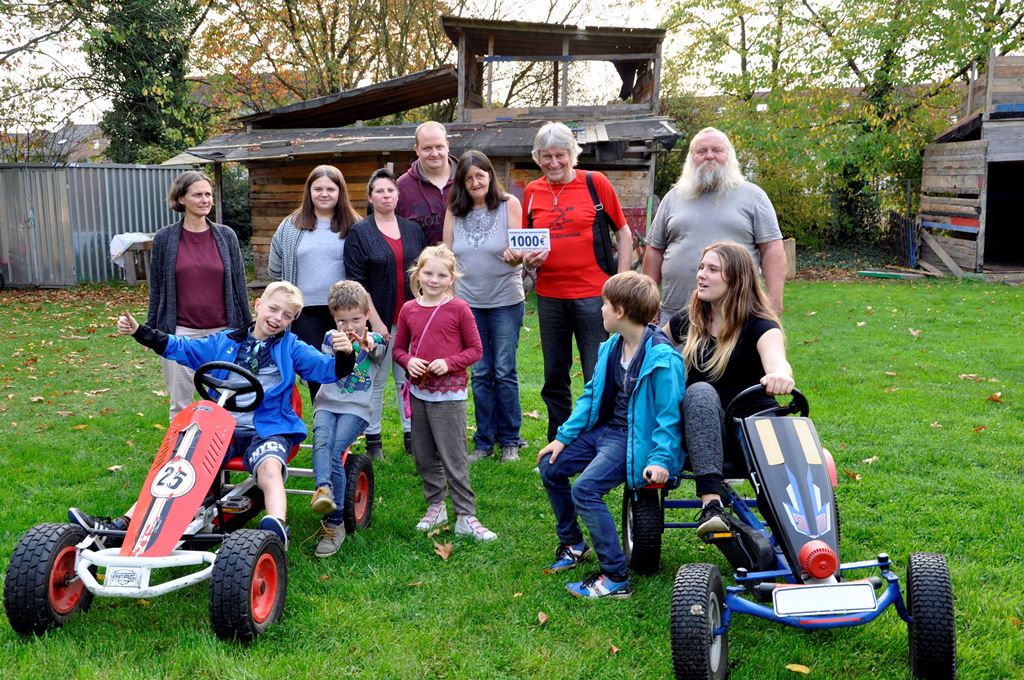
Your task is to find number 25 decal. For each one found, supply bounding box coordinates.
[150,457,197,498]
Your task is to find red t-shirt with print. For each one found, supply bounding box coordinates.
[521,170,627,299]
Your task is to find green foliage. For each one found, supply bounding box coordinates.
[220,164,251,244]
[83,0,211,164]
[660,0,1024,245]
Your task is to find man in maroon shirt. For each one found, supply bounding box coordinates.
[396,121,458,245]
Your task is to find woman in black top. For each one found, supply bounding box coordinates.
[663,241,793,535]
[343,168,426,457]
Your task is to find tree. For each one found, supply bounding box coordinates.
[662,0,1024,244]
[83,0,214,163]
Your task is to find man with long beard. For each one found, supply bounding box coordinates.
[643,127,785,321]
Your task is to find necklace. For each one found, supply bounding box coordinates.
[545,170,575,206]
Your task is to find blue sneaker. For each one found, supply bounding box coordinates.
[566,572,633,599]
[546,541,592,573]
[259,515,290,551]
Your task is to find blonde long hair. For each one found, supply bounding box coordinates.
[682,241,780,381]
[408,244,460,299]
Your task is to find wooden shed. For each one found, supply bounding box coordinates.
[918,52,1024,276]
[187,16,679,279]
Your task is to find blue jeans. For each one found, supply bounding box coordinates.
[312,411,368,524]
[539,424,628,579]
[536,295,608,441]
[470,302,525,449]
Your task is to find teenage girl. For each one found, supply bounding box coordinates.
[392,244,497,541]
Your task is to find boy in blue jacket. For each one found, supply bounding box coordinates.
[537,272,684,598]
[71,282,354,551]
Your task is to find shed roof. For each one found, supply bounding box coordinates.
[236,66,458,130]
[439,15,664,57]
[187,119,679,163]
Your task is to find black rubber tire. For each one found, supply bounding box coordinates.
[833,491,842,547]
[907,552,956,679]
[622,488,664,575]
[4,523,94,635]
[209,529,287,642]
[671,563,728,680]
[343,453,374,533]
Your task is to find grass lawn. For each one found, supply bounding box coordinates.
[0,279,1021,679]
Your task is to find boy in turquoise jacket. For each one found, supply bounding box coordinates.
[538,272,685,598]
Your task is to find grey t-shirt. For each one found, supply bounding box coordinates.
[295,218,345,307]
[451,201,525,309]
[646,182,781,318]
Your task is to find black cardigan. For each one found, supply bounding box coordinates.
[343,214,426,327]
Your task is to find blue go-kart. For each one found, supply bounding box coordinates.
[620,385,956,680]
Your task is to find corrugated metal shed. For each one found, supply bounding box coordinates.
[0,164,190,286]
[236,66,459,131]
[440,16,664,57]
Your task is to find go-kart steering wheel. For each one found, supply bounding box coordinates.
[725,384,809,420]
[193,361,264,412]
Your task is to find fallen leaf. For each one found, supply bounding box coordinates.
[537,611,549,626]
[786,663,811,674]
[987,392,1003,403]
[30,396,44,402]
[804,310,817,316]
[152,423,165,430]
[885,371,897,377]
[137,599,151,607]
[107,465,124,473]
[136,412,145,417]
[908,328,921,337]
[84,388,110,397]
[406,581,425,587]
[433,541,453,561]
[974,425,988,433]
[56,410,75,417]
[513,592,523,598]
[884,386,899,393]
[958,373,984,382]
[152,390,167,397]
[319,574,331,582]
[856,321,866,327]
[72,424,88,431]
[1011,617,1022,628]
[861,456,879,465]
[609,644,620,655]
[930,422,942,429]
[427,526,446,539]
[524,410,541,419]
[842,469,862,481]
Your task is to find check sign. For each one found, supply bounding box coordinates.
[508,228,551,252]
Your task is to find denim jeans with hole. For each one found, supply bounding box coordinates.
[539,424,628,579]
[536,295,608,441]
[470,302,525,450]
[312,410,368,524]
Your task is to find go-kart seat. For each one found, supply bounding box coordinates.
[222,385,303,472]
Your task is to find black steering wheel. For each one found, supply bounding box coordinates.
[193,361,264,412]
[725,384,808,421]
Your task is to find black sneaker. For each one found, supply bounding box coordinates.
[365,433,383,461]
[695,499,730,536]
[259,515,290,551]
[68,507,127,548]
[403,431,413,457]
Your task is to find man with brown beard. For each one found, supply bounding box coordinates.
[643,127,785,320]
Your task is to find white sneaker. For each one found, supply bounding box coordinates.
[455,515,497,542]
[415,502,448,531]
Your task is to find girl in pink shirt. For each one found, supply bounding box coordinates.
[393,245,496,541]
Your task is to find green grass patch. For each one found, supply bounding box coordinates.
[0,280,1021,678]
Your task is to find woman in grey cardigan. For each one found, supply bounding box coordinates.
[148,170,251,419]
[269,165,360,401]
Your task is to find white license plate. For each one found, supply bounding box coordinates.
[106,567,144,589]
[773,581,877,617]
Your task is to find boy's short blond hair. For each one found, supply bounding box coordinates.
[327,280,370,313]
[261,281,304,314]
[602,271,660,326]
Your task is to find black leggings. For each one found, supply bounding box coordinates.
[290,304,335,402]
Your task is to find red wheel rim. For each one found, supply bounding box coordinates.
[353,471,369,524]
[250,553,278,623]
[49,545,83,615]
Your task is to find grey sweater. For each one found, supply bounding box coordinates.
[312,331,387,421]
[146,218,251,333]
[268,214,301,284]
